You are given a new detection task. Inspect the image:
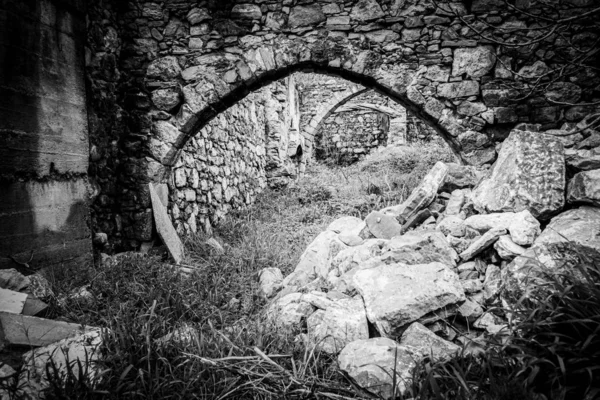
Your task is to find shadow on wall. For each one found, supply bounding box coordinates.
[0,0,92,272]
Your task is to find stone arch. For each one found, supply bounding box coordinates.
[302,86,370,157]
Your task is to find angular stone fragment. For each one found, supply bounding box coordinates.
[567,169,600,206]
[384,230,459,267]
[0,312,89,347]
[458,299,484,321]
[441,164,483,192]
[266,293,314,329]
[282,231,338,288]
[307,297,368,354]
[494,235,526,260]
[502,206,600,299]
[0,269,29,291]
[338,234,364,246]
[365,211,403,239]
[460,227,506,261]
[464,210,541,245]
[187,7,211,24]
[437,215,466,237]
[151,87,180,111]
[258,268,283,299]
[445,189,466,215]
[338,338,418,399]
[400,322,460,360]
[353,262,465,337]
[471,130,565,219]
[474,313,508,335]
[0,288,27,314]
[381,162,448,223]
[565,148,600,171]
[452,46,496,78]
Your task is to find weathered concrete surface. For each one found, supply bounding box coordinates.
[0,0,91,271]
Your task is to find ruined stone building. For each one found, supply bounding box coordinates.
[1,0,598,270]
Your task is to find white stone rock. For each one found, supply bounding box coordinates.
[567,169,600,207]
[437,215,466,237]
[353,262,465,337]
[460,227,506,261]
[452,46,496,78]
[494,235,526,260]
[338,338,418,399]
[266,293,314,329]
[307,297,369,354]
[327,216,364,235]
[258,267,283,299]
[400,322,460,360]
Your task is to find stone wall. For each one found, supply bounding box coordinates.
[86,0,127,252]
[0,0,92,270]
[169,77,302,236]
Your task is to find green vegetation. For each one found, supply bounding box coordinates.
[3,141,598,399]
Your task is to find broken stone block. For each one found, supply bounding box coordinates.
[565,148,600,171]
[353,262,465,338]
[473,313,508,335]
[0,288,27,314]
[0,269,30,292]
[437,81,479,98]
[567,169,600,207]
[365,211,403,239]
[283,230,339,289]
[444,189,467,215]
[441,164,483,192]
[338,338,418,399]
[400,322,460,360]
[458,299,484,322]
[307,297,368,354]
[0,312,89,348]
[266,293,314,329]
[471,130,565,219]
[382,161,449,223]
[437,215,466,237]
[384,230,459,267]
[460,227,506,261]
[463,210,541,245]
[494,235,526,260]
[258,268,283,299]
[327,216,364,235]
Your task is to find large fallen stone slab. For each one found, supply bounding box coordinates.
[0,312,89,348]
[149,182,184,264]
[338,337,419,399]
[463,210,541,245]
[400,322,460,360]
[567,169,600,206]
[307,297,368,354]
[471,130,565,219]
[21,328,104,398]
[381,161,449,223]
[353,262,465,338]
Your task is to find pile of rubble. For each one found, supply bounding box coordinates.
[0,269,101,399]
[259,128,600,398]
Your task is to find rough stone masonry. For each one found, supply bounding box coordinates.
[1,0,598,268]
